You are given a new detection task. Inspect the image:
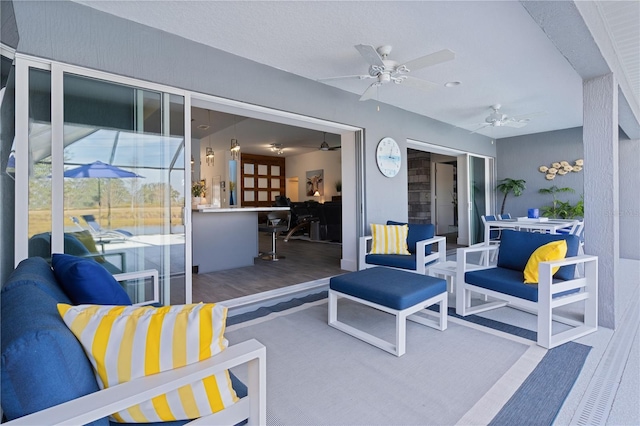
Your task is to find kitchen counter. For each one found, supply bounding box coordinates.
[192,206,290,273]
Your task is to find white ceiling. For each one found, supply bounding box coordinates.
[75,0,638,143]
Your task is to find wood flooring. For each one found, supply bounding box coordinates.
[191,234,345,303]
[189,231,463,304]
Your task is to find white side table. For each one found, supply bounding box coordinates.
[428,261,458,293]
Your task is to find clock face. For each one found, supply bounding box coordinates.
[376,137,401,178]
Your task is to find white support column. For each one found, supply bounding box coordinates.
[583,73,619,329]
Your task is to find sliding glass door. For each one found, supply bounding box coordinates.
[457,153,495,245]
[16,60,188,305]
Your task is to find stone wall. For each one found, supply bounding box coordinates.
[407,150,431,224]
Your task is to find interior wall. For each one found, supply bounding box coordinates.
[619,138,640,259]
[496,127,584,217]
[10,0,495,236]
[285,149,341,203]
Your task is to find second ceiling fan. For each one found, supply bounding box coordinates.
[470,104,545,134]
[319,44,455,101]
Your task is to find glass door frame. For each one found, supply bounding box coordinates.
[406,140,496,246]
[13,53,193,303]
[457,153,496,246]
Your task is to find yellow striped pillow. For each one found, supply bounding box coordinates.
[57,303,238,423]
[370,223,410,255]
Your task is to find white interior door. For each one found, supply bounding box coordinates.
[435,163,455,234]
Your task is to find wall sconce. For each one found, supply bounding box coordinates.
[190,156,194,165]
[230,138,240,160]
[313,190,320,197]
[205,147,214,166]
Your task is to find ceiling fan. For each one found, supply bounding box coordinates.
[470,104,544,134]
[319,44,455,101]
[318,132,340,151]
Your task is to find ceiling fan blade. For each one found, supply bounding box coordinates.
[318,74,372,82]
[398,76,439,91]
[359,82,380,101]
[400,49,455,72]
[512,111,547,121]
[503,120,529,128]
[355,44,385,67]
[470,123,490,134]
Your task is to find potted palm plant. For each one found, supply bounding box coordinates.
[496,178,526,215]
[539,185,576,218]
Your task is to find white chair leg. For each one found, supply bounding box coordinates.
[396,311,407,357]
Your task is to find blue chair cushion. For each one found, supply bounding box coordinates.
[387,221,434,255]
[330,267,446,310]
[365,253,417,271]
[52,254,132,305]
[496,230,579,280]
[465,267,579,302]
[466,268,537,301]
[28,232,93,260]
[1,261,107,425]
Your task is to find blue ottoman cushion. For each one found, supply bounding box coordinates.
[330,267,446,310]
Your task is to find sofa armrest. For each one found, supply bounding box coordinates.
[359,235,372,270]
[5,339,267,426]
[538,255,599,295]
[537,255,598,348]
[114,269,159,305]
[416,235,447,274]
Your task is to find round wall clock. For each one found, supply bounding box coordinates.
[376,137,401,178]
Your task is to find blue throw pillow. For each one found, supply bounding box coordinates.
[387,221,434,254]
[52,254,131,305]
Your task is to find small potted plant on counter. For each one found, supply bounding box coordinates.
[192,180,206,206]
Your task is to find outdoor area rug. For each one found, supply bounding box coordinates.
[226,292,590,425]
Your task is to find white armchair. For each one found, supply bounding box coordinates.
[359,222,446,275]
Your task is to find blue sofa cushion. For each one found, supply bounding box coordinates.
[1,256,71,302]
[496,230,579,280]
[387,221,434,255]
[331,267,446,310]
[1,258,107,425]
[52,254,132,305]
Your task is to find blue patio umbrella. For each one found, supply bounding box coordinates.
[64,160,144,227]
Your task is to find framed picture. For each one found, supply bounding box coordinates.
[306,169,324,196]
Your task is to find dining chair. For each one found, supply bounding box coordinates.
[480,215,500,263]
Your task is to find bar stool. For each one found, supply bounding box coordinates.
[259,211,291,261]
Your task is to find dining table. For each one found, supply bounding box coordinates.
[484,218,579,245]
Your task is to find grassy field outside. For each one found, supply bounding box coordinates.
[28,206,184,236]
